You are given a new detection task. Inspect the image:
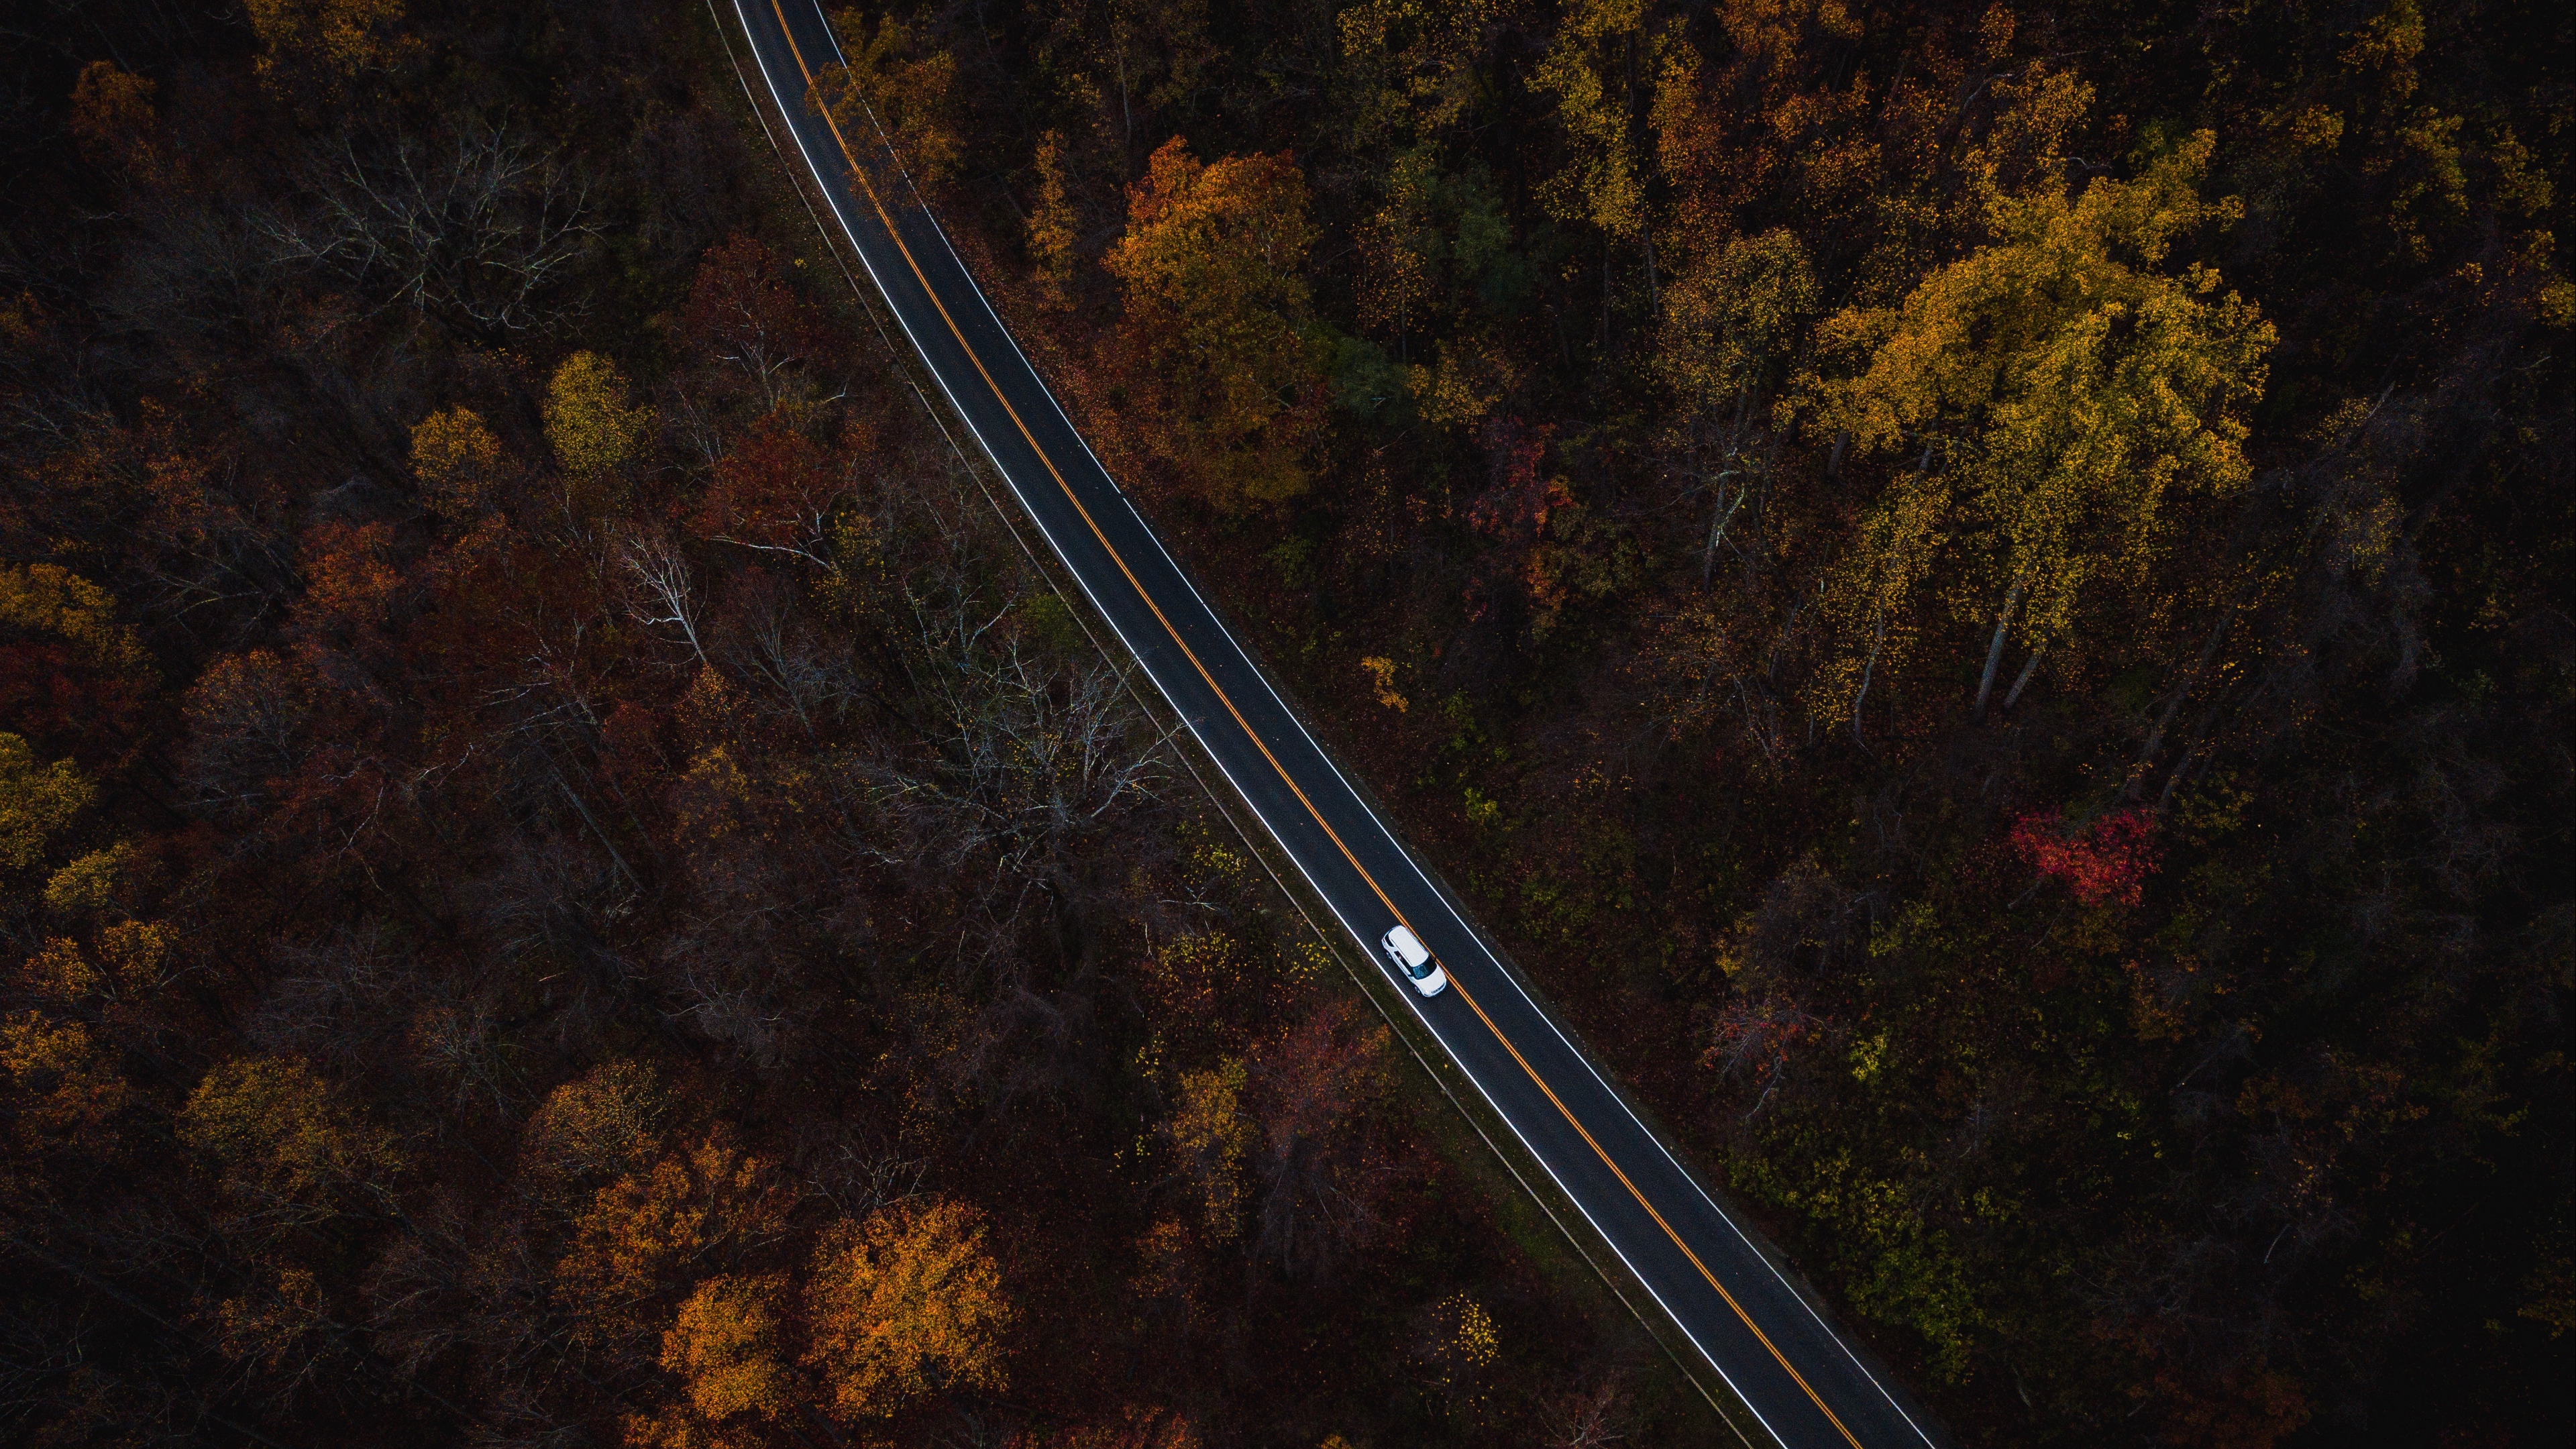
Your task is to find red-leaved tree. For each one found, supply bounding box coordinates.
[2009,807,2163,906]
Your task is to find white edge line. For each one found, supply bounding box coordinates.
[878,89,1941,1447]
[741,9,1800,1439]
[733,9,1901,1444]
[911,184,1934,1442]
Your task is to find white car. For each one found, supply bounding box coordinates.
[1380,924,1448,997]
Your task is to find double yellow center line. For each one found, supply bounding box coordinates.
[755,7,1864,1442]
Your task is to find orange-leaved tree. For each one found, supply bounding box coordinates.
[1104,138,1325,513]
[518,1059,666,1208]
[68,62,166,181]
[554,1126,789,1354]
[803,1196,1013,1419]
[1166,1058,1254,1238]
[0,1010,135,1183]
[644,1268,793,1423]
[243,0,414,87]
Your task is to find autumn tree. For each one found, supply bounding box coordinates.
[0,734,93,880]
[555,1126,789,1352]
[626,1273,794,1444]
[178,651,314,818]
[1350,146,1521,416]
[42,851,151,930]
[519,1059,666,1207]
[244,0,412,85]
[1806,89,2273,722]
[1035,0,1215,159]
[1661,229,1817,427]
[1028,132,1080,310]
[1051,1407,1204,1449]
[1166,1057,1252,1238]
[0,1011,134,1179]
[410,406,513,521]
[803,1197,1012,1419]
[297,520,405,631]
[176,1056,403,1230]
[0,564,154,766]
[682,234,834,409]
[1105,138,1324,511]
[545,352,655,515]
[1251,1002,1396,1276]
[1659,229,1817,580]
[1534,0,1656,247]
[1355,150,1437,352]
[812,13,963,191]
[692,417,850,564]
[68,62,164,181]
[1334,0,1503,154]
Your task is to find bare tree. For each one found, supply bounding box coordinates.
[1542,1374,1634,1448]
[865,570,1167,894]
[711,566,859,738]
[266,126,596,340]
[614,527,710,669]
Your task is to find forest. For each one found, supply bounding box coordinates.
[0,1,2566,1446]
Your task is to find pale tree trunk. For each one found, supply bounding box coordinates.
[2002,645,2045,712]
[2129,604,2239,797]
[1851,610,1887,749]
[617,529,710,668]
[1699,392,1755,586]
[1700,482,1747,586]
[1972,576,2024,719]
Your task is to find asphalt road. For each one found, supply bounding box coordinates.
[726,3,1945,1443]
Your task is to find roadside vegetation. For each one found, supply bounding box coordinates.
[1,1,2566,1448]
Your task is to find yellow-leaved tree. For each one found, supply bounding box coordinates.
[543,352,655,517]
[1805,72,2274,727]
[0,733,92,876]
[1028,131,1081,310]
[0,562,155,693]
[176,1056,403,1230]
[1661,228,1818,425]
[812,13,963,191]
[1106,138,1324,512]
[1166,1057,1254,1238]
[410,406,513,521]
[1532,0,1655,245]
[803,1197,1012,1419]
[1660,227,1819,581]
[1334,0,1504,154]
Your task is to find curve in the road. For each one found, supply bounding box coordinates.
[724,4,1945,1444]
